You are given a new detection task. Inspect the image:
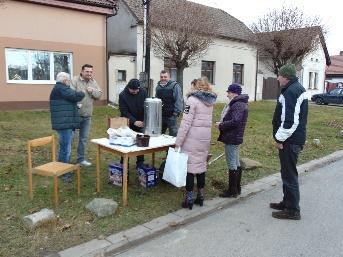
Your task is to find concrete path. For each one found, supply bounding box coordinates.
[50,150,343,257]
[114,157,343,257]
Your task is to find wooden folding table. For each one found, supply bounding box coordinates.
[91,135,175,206]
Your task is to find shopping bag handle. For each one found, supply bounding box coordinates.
[174,146,182,153]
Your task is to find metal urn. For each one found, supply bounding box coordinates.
[144,98,162,136]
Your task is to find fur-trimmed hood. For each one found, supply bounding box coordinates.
[187,90,217,106]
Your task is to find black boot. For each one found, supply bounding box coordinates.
[219,170,238,198]
[194,188,204,206]
[237,167,242,195]
[181,191,193,210]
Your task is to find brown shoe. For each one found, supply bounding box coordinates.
[269,201,285,210]
[272,209,301,220]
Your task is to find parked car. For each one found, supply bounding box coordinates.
[311,88,343,105]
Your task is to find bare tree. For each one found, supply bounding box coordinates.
[150,0,215,91]
[250,6,326,75]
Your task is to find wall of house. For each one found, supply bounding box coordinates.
[326,77,343,83]
[301,46,327,97]
[135,26,258,103]
[108,55,137,103]
[0,1,107,109]
[107,0,137,55]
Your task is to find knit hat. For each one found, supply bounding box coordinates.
[127,79,140,89]
[226,83,242,95]
[278,64,296,80]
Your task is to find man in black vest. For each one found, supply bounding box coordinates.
[155,70,183,136]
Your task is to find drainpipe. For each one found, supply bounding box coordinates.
[106,6,119,104]
[254,50,259,102]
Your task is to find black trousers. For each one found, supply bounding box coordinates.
[278,142,303,212]
[186,172,205,191]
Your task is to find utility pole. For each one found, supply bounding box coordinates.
[142,0,151,94]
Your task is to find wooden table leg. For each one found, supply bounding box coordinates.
[53,176,58,207]
[76,166,80,195]
[96,145,101,193]
[152,152,155,167]
[123,154,129,206]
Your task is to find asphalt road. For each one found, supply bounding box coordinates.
[113,158,343,257]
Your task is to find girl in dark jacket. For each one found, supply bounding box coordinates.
[216,84,249,197]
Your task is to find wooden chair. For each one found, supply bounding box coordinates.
[108,117,129,129]
[27,135,80,206]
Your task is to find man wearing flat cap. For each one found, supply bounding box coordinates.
[119,78,147,167]
[270,63,308,220]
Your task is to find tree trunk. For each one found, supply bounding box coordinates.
[176,67,185,95]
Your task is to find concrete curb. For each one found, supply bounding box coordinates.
[49,150,343,257]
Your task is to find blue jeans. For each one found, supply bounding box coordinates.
[77,116,92,163]
[57,129,73,163]
[224,144,240,171]
[162,116,178,137]
[57,129,73,180]
[279,143,303,212]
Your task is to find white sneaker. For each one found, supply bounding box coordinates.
[79,160,92,166]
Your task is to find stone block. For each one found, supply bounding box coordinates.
[23,208,56,230]
[240,158,262,170]
[86,198,118,218]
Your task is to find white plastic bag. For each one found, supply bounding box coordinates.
[162,147,188,187]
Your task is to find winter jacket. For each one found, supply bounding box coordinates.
[155,80,183,117]
[119,86,148,132]
[50,82,85,130]
[175,91,217,174]
[71,75,102,117]
[218,94,249,145]
[272,78,308,146]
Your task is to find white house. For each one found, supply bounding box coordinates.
[258,30,331,99]
[107,0,260,104]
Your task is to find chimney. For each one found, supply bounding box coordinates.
[340,51,343,56]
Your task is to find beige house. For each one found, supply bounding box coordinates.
[107,0,259,104]
[0,0,117,110]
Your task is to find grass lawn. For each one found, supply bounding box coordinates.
[0,101,342,257]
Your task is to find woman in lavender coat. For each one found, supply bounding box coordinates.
[175,78,217,210]
[216,83,249,198]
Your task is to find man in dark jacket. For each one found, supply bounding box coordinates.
[271,63,308,220]
[50,72,85,182]
[155,70,183,136]
[217,83,249,198]
[119,79,147,167]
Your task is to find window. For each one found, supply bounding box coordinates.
[314,72,318,89]
[329,88,342,95]
[233,63,244,84]
[201,61,215,84]
[164,57,177,81]
[308,71,318,89]
[5,48,72,84]
[117,70,127,81]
